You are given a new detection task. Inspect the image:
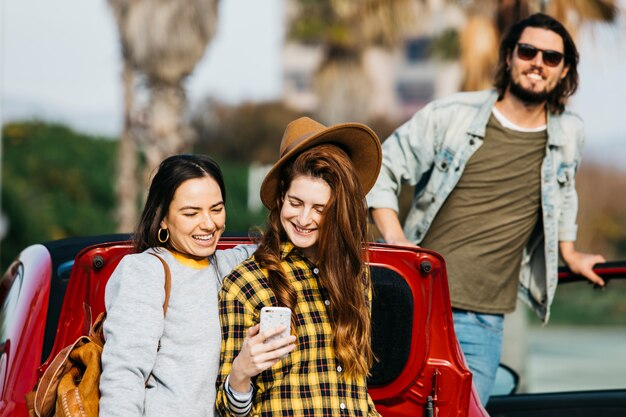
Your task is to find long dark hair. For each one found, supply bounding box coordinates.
[494,13,579,115]
[254,144,374,379]
[134,154,226,252]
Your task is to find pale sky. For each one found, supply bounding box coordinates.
[2,0,626,164]
[1,0,284,135]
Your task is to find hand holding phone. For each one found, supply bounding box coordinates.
[260,306,292,343]
[230,308,296,386]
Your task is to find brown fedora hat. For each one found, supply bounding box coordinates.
[260,117,382,209]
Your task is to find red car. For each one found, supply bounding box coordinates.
[1,235,625,417]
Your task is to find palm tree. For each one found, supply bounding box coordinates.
[107,0,219,230]
[287,0,417,124]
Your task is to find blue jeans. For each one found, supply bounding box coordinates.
[452,309,504,406]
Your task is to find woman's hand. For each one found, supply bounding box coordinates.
[229,324,297,392]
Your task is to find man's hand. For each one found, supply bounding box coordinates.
[559,241,606,286]
[385,235,417,247]
[370,208,418,247]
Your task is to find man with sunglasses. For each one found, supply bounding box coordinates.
[367,13,605,406]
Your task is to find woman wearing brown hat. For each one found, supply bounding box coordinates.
[216,117,382,416]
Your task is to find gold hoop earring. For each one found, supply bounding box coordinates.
[158,228,170,243]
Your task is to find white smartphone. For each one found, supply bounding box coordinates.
[260,306,292,343]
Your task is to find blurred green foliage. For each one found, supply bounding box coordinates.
[428,28,460,61]
[545,279,626,326]
[0,120,266,271]
[1,121,118,269]
[191,100,301,165]
[287,1,347,46]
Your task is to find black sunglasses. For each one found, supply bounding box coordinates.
[516,43,564,67]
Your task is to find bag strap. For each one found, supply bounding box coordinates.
[33,335,91,416]
[148,252,172,316]
[210,254,221,290]
[83,253,170,343]
[82,302,92,335]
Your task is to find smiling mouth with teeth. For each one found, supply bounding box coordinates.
[526,72,544,81]
[294,224,315,234]
[193,233,214,241]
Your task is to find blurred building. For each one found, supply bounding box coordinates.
[280,0,469,123]
[282,36,445,122]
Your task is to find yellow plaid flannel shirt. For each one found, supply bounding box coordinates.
[216,242,380,417]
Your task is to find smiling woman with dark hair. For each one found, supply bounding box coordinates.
[99,154,255,417]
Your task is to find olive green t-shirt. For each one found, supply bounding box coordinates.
[420,112,547,314]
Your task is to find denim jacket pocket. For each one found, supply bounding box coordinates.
[434,148,455,172]
[556,163,576,186]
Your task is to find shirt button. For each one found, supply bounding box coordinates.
[313,267,319,275]
[340,403,346,410]
[324,300,330,306]
[337,365,342,372]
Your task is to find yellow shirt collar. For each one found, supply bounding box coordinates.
[168,250,210,270]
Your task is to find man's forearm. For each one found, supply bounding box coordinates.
[370,208,414,246]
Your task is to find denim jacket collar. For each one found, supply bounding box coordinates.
[467,90,499,138]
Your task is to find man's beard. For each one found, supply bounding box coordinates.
[509,78,552,104]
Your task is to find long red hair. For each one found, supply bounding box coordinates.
[254,144,374,379]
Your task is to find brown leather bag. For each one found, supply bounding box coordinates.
[25,253,172,417]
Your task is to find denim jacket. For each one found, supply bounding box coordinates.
[366,90,585,323]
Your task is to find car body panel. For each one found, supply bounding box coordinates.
[487,389,626,417]
[25,235,626,416]
[0,245,51,417]
[558,261,626,284]
[367,244,478,416]
[40,238,484,417]
[3,235,625,417]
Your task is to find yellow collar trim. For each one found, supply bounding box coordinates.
[168,250,210,270]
